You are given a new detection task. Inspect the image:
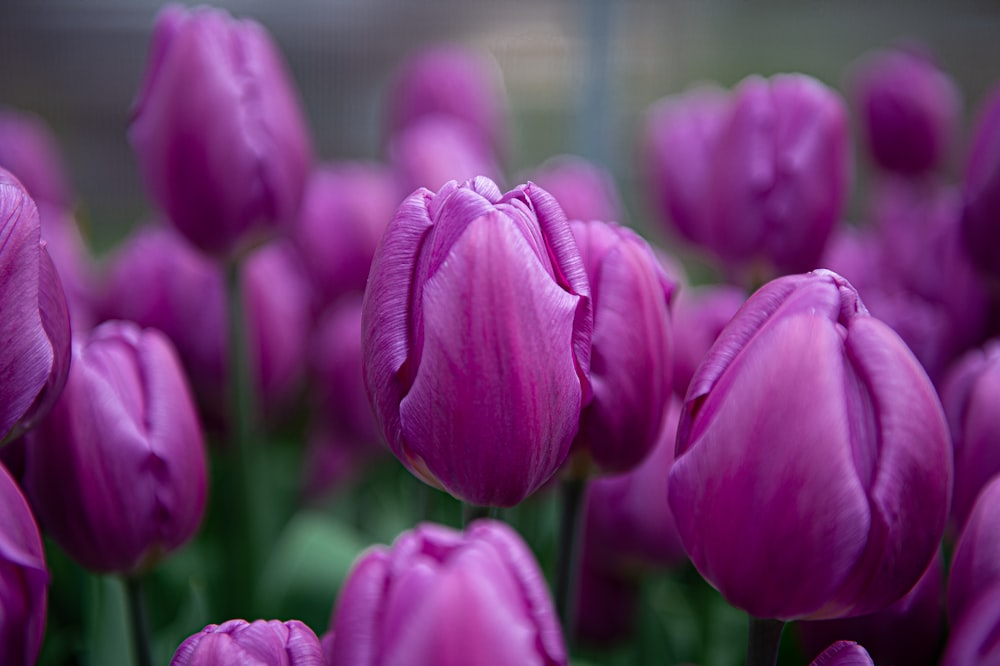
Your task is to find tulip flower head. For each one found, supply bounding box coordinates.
[960,83,1000,280]
[0,465,48,666]
[129,3,312,255]
[324,520,567,666]
[0,106,72,208]
[0,167,71,444]
[669,269,952,621]
[171,619,326,666]
[362,177,592,507]
[22,321,207,574]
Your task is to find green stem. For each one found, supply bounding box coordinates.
[123,575,152,666]
[554,476,588,647]
[462,502,491,527]
[745,616,785,666]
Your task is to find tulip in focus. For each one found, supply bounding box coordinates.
[0,464,48,666]
[851,47,961,175]
[324,520,567,665]
[362,177,592,507]
[171,619,325,666]
[669,270,952,621]
[129,4,312,255]
[960,83,1000,280]
[0,167,71,444]
[22,321,207,574]
[568,219,674,472]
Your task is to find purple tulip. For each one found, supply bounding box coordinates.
[171,619,325,666]
[709,74,850,275]
[101,224,227,420]
[808,642,874,666]
[851,46,961,174]
[293,163,397,309]
[528,155,624,225]
[798,550,944,666]
[641,85,729,248]
[324,520,567,665]
[22,321,207,574]
[568,219,674,472]
[941,342,1000,530]
[0,106,72,208]
[38,203,97,332]
[670,283,746,398]
[941,584,1000,666]
[960,83,1000,279]
[1,168,71,444]
[582,397,687,573]
[129,3,312,256]
[669,270,952,621]
[242,239,311,417]
[0,464,48,666]
[947,476,1000,626]
[386,44,508,154]
[388,115,503,195]
[362,177,592,507]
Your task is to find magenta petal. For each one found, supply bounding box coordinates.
[399,213,580,506]
[809,641,874,666]
[327,547,391,666]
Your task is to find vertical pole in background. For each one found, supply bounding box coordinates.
[576,0,617,169]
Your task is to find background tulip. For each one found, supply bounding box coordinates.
[851,46,961,175]
[22,320,207,574]
[941,584,1000,666]
[669,269,952,621]
[568,219,674,472]
[528,154,624,225]
[362,177,592,507]
[0,464,48,666]
[1,167,71,444]
[388,115,503,194]
[808,642,874,666]
[669,283,746,398]
[960,83,1000,280]
[171,619,325,666]
[324,520,567,666]
[947,476,1000,626]
[0,106,72,208]
[128,3,312,256]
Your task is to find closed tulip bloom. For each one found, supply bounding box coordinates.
[388,115,503,195]
[0,106,72,208]
[362,177,592,507]
[0,465,48,666]
[1,168,70,444]
[942,585,1000,666]
[709,74,850,275]
[22,321,207,574]
[852,47,961,175]
[324,520,567,665]
[960,83,1000,279]
[809,642,874,666]
[569,219,674,472]
[641,85,729,247]
[171,619,325,666]
[947,476,1000,625]
[941,342,1000,530]
[129,4,312,255]
[669,269,952,621]
[670,283,746,398]
[293,163,396,308]
[386,44,508,153]
[529,155,624,225]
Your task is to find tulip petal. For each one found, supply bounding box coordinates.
[399,212,580,506]
[327,547,391,666]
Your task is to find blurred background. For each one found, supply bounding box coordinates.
[3,0,1000,252]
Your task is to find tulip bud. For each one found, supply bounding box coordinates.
[947,476,1000,626]
[670,283,746,398]
[0,106,72,208]
[171,619,325,666]
[1,168,70,444]
[22,321,207,574]
[362,177,592,507]
[129,4,312,256]
[324,520,567,665]
[669,269,952,621]
[293,163,397,309]
[0,464,48,666]
[809,642,874,666]
[941,342,1000,531]
[851,47,961,175]
[960,83,1000,279]
[529,155,624,225]
[386,44,508,154]
[568,219,674,472]
[388,115,503,194]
